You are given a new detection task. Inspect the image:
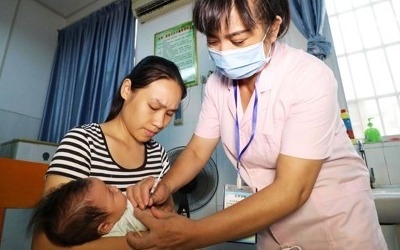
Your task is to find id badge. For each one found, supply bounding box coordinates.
[224,184,256,244]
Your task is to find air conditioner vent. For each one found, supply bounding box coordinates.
[135,0,175,16]
[132,0,192,23]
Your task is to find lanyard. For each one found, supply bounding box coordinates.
[234,79,258,188]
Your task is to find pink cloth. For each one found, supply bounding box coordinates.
[195,42,387,249]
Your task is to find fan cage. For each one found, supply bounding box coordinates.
[167,146,219,212]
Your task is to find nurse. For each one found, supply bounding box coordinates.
[127,0,387,249]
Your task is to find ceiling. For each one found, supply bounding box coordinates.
[34,0,108,18]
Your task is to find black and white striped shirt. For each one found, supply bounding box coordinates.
[47,123,169,192]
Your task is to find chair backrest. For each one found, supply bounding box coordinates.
[0,157,47,246]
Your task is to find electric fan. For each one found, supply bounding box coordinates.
[167,146,219,218]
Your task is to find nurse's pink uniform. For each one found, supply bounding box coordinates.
[195,42,387,249]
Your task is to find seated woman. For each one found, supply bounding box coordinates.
[31,55,187,249]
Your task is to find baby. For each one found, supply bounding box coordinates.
[28,177,146,246]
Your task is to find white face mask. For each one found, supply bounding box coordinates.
[208,34,271,79]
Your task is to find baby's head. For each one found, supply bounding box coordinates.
[29,177,127,246]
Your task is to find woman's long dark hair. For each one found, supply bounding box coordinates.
[105,56,187,122]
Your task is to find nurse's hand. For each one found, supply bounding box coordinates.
[127,206,197,250]
[126,177,173,210]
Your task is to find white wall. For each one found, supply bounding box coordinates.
[0,0,64,145]
[0,0,116,145]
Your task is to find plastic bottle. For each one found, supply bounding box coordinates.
[364,118,382,143]
[341,109,355,140]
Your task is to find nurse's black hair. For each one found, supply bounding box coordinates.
[192,0,290,39]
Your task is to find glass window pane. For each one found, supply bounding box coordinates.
[393,0,400,21]
[329,17,345,55]
[348,102,363,138]
[326,1,336,15]
[386,44,400,92]
[326,0,400,137]
[334,0,353,12]
[366,49,394,95]
[338,12,363,53]
[353,0,370,8]
[379,97,400,135]
[374,2,400,44]
[358,99,382,133]
[348,53,375,98]
[355,6,381,48]
[337,57,356,99]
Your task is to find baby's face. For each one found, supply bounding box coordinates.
[86,177,127,223]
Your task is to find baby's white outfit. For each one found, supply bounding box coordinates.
[104,201,147,237]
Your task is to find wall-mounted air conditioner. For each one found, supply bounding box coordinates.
[132,0,192,24]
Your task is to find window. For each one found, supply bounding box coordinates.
[326,0,400,139]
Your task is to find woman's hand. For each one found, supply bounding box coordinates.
[126,207,197,250]
[153,195,177,213]
[126,177,173,210]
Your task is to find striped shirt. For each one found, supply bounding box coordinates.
[47,123,169,192]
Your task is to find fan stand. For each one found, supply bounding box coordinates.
[177,195,190,218]
[176,178,197,218]
[168,146,218,218]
